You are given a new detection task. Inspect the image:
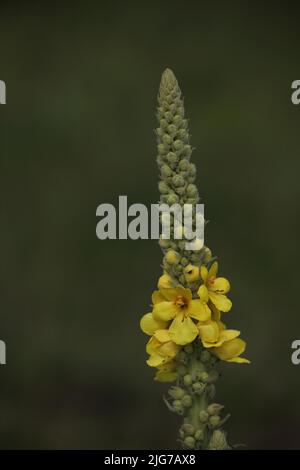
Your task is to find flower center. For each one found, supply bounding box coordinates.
[175,295,187,309]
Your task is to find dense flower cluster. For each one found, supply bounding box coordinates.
[140,68,249,450]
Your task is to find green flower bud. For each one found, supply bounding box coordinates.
[177,129,188,141]
[182,423,195,436]
[158,143,167,155]
[165,249,180,265]
[208,430,230,450]
[179,159,189,171]
[183,374,192,386]
[169,103,177,114]
[202,246,212,263]
[189,162,196,175]
[186,183,198,197]
[182,395,192,408]
[165,111,173,122]
[200,351,211,363]
[162,134,172,145]
[207,403,224,416]
[194,429,204,441]
[209,415,221,427]
[183,145,192,157]
[173,139,184,151]
[192,382,205,394]
[184,436,195,449]
[180,257,189,267]
[184,344,193,354]
[161,164,172,178]
[167,124,177,135]
[166,151,178,164]
[176,186,186,195]
[173,400,184,414]
[166,193,179,205]
[173,114,182,126]
[178,350,187,363]
[199,410,209,423]
[168,386,185,400]
[160,118,168,129]
[207,384,216,399]
[158,181,170,194]
[172,174,185,187]
[199,371,209,383]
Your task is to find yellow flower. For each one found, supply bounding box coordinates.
[184,264,200,283]
[153,286,210,345]
[198,320,240,348]
[146,329,180,367]
[155,360,178,382]
[158,273,174,289]
[200,262,232,312]
[212,338,250,364]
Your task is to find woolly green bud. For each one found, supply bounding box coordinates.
[158,181,170,194]
[166,193,179,205]
[182,395,192,408]
[173,400,184,414]
[200,351,211,363]
[199,371,209,383]
[173,139,184,152]
[189,162,196,175]
[166,151,178,164]
[179,159,189,171]
[162,134,172,145]
[173,115,182,126]
[182,423,195,436]
[168,386,185,400]
[199,410,209,423]
[161,164,172,178]
[186,183,198,197]
[184,436,195,449]
[195,429,204,441]
[158,143,167,155]
[172,174,185,187]
[209,415,221,427]
[165,249,180,265]
[183,374,192,386]
[167,124,177,135]
[192,382,206,394]
[180,257,189,267]
[207,403,224,416]
[208,430,230,450]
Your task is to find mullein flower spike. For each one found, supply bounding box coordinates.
[140,69,249,450]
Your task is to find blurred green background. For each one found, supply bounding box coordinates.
[0,0,300,449]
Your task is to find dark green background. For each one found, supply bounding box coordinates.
[0,1,300,449]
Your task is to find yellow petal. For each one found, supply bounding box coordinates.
[154,328,171,343]
[210,277,230,294]
[208,292,232,312]
[158,340,179,359]
[188,299,211,322]
[146,336,160,355]
[140,313,168,335]
[157,273,173,289]
[155,370,178,382]
[198,321,219,346]
[219,329,240,343]
[153,301,176,321]
[208,261,218,279]
[146,353,165,367]
[212,338,246,361]
[169,314,198,345]
[197,284,209,303]
[200,265,208,282]
[211,304,221,321]
[227,357,250,364]
[152,290,165,305]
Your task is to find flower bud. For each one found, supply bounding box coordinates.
[199,410,209,423]
[189,163,196,175]
[165,249,180,265]
[172,174,185,187]
[158,181,170,194]
[208,430,229,450]
[162,134,172,145]
[179,159,189,171]
[178,350,187,363]
[173,139,184,151]
[199,371,209,383]
[165,111,173,122]
[158,273,173,289]
[207,403,224,416]
[182,395,192,408]
[192,382,205,394]
[182,423,195,436]
[167,124,177,135]
[180,257,188,267]
[184,344,193,354]
[161,164,172,178]
[200,351,211,363]
[168,386,185,400]
[160,118,168,129]
[183,374,192,386]
[202,246,212,263]
[184,436,195,449]
[173,114,182,126]
[173,400,184,415]
[183,145,192,157]
[186,183,198,197]
[166,151,178,164]
[209,415,221,427]
[166,193,179,205]
[158,143,167,155]
[177,365,187,376]
[184,264,200,282]
[194,429,204,441]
